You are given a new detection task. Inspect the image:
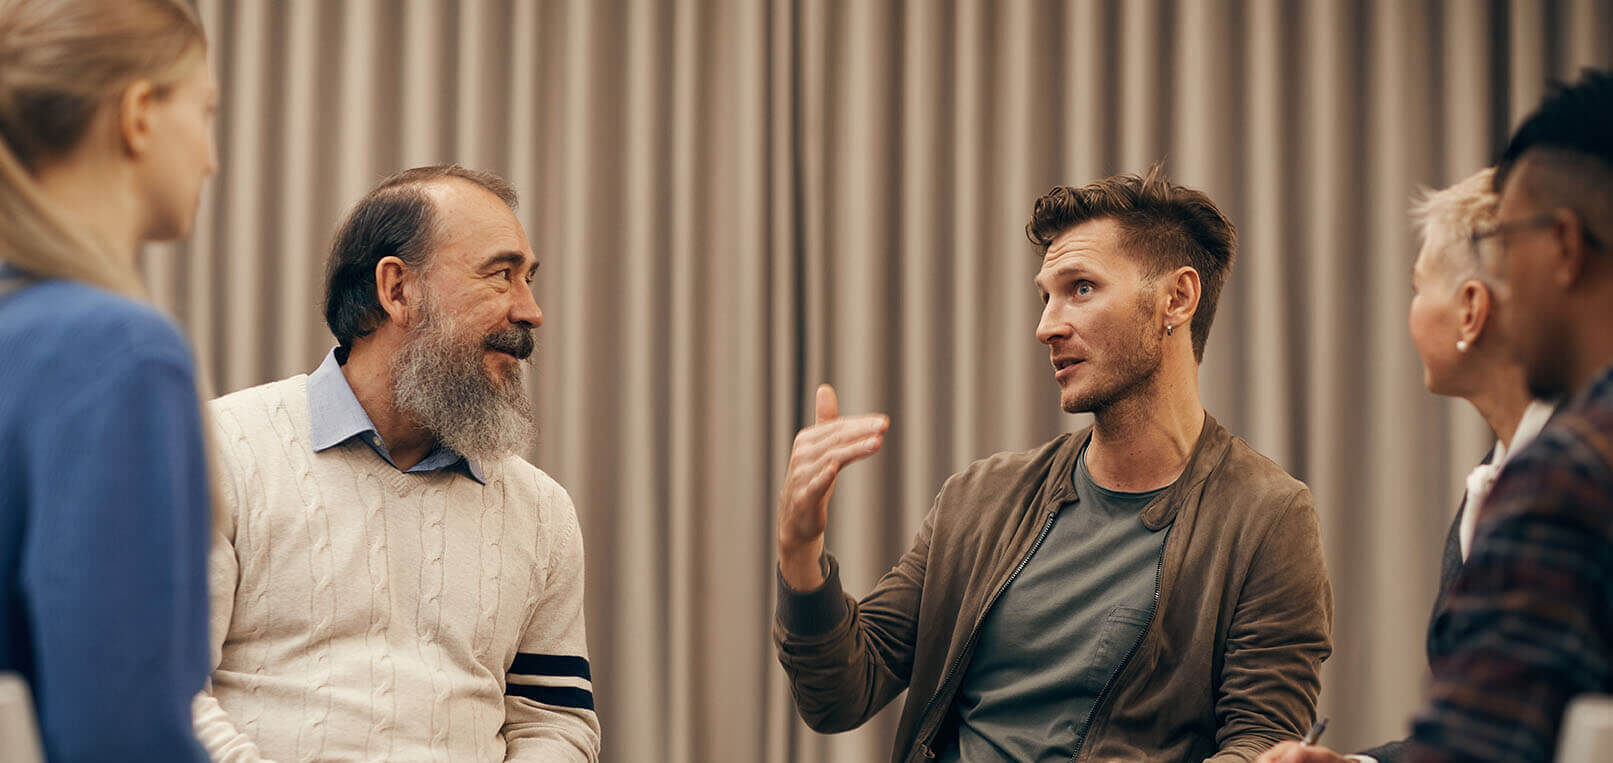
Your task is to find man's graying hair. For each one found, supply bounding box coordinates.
[323,164,519,348]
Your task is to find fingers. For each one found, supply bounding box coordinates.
[782,387,889,540]
[821,431,885,466]
[779,401,889,544]
[815,383,838,425]
[792,414,889,453]
[790,429,887,493]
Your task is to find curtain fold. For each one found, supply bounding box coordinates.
[145,2,1613,760]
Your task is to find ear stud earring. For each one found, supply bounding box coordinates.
[1456,339,1470,352]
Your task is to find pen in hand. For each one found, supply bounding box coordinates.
[1300,716,1329,746]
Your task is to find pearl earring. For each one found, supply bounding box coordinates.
[1456,339,1469,352]
[1166,325,1174,336]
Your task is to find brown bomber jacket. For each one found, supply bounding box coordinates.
[773,413,1333,762]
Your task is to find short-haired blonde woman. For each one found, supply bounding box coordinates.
[1405,167,1555,564]
[1259,168,1555,763]
[0,0,217,759]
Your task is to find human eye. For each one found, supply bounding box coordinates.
[1075,281,1095,296]
[484,267,515,288]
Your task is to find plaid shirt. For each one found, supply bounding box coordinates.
[1408,365,1613,762]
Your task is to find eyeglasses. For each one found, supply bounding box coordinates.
[1469,212,1557,267]
[1469,208,1608,268]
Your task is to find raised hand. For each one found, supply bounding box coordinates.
[777,384,889,591]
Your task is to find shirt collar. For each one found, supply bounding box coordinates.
[1505,398,1558,461]
[306,347,486,484]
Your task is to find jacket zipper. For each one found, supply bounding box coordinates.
[1068,534,1167,762]
[914,507,1061,760]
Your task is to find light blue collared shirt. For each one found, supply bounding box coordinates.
[307,348,485,484]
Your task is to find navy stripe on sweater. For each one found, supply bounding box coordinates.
[506,683,595,710]
[509,653,591,680]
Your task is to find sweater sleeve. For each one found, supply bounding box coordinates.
[21,338,211,762]
[190,409,277,762]
[501,481,601,762]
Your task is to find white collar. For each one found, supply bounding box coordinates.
[1499,399,1557,466]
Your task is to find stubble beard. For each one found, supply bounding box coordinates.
[391,294,537,461]
[1060,294,1165,416]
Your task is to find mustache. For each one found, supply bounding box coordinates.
[485,327,535,359]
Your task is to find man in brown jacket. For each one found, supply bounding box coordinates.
[774,166,1333,763]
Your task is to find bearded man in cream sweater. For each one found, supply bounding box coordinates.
[192,165,600,762]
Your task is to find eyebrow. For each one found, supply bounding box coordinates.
[478,251,539,276]
[1035,262,1096,292]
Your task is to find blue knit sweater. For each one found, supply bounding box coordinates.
[0,272,210,761]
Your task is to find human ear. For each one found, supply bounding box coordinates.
[1456,280,1491,345]
[1163,266,1201,330]
[374,256,420,326]
[1551,207,1593,289]
[117,79,158,159]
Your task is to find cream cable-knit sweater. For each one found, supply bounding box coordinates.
[191,375,600,762]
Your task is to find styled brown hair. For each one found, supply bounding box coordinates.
[323,164,519,348]
[0,0,207,298]
[1026,163,1237,362]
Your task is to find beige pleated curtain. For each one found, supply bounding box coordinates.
[141,1,1613,761]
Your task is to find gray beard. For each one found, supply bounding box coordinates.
[391,300,535,461]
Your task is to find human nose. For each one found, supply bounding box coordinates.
[511,281,543,328]
[1035,300,1069,345]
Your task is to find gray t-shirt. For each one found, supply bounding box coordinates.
[940,447,1171,762]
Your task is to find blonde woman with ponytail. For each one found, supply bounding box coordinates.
[0,0,216,760]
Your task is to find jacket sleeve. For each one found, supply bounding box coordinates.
[1406,434,1613,763]
[501,486,602,762]
[772,502,934,733]
[1209,487,1334,761]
